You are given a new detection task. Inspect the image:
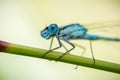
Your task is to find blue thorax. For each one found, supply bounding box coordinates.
[41,24,59,39]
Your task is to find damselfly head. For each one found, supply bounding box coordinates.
[40,24,59,39]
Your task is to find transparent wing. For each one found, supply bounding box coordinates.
[83,20,120,38]
[83,20,120,30]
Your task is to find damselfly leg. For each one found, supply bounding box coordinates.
[48,37,70,61]
[49,37,54,50]
[90,40,95,65]
[73,43,86,69]
[56,39,75,61]
[41,36,62,57]
[74,40,95,69]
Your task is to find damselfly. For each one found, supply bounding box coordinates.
[40,22,120,65]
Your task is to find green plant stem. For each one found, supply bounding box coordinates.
[0,40,120,74]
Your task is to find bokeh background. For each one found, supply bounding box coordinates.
[0,0,120,80]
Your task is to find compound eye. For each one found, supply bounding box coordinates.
[51,26,54,30]
[48,24,58,32]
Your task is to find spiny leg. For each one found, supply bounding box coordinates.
[90,40,95,65]
[48,37,69,61]
[73,43,86,69]
[49,37,54,50]
[73,43,86,56]
[49,37,69,52]
[41,37,62,57]
[56,39,75,61]
[62,43,70,54]
[48,37,54,61]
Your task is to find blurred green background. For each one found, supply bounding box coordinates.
[0,0,120,80]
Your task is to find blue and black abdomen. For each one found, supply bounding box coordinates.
[84,34,120,41]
